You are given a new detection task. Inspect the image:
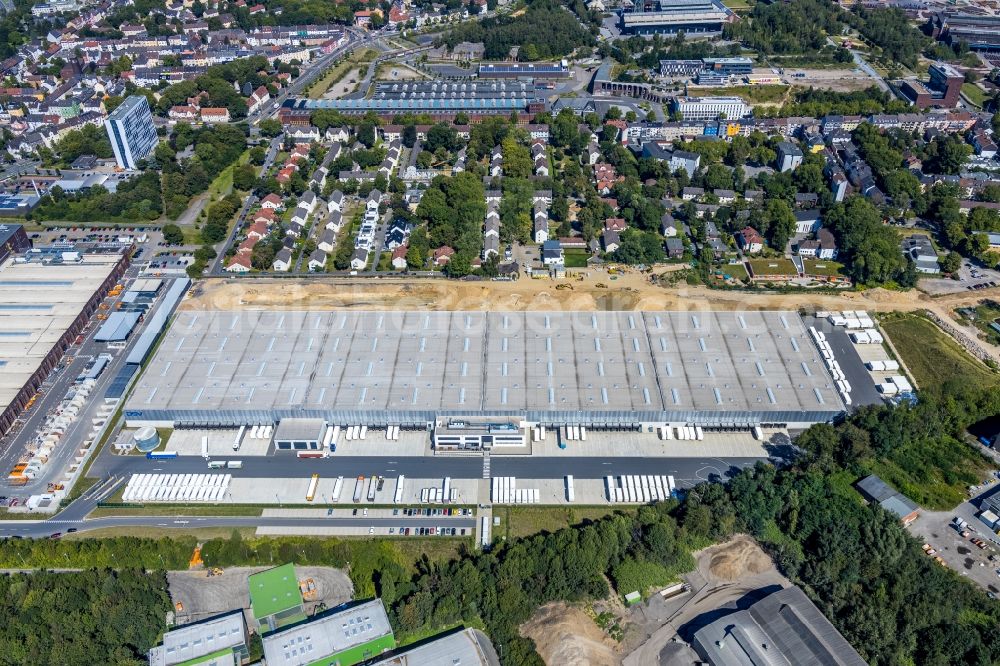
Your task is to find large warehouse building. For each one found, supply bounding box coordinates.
[123,310,845,436]
[620,0,731,35]
[0,251,128,434]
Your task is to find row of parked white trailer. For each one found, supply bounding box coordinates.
[866,359,901,372]
[530,426,547,442]
[385,425,401,440]
[656,425,703,440]
[232,424,273,451]
[18,379,102,481]
[606,475,676,503]
[420,485,458,503]
[849,329,884,345]
[491,477,540,504]
[563,426,587,441]
[344,425,368,441]
[876,375,913,396]
[809,326,853,407]
[122,473,231,502]
[821,310,875,330]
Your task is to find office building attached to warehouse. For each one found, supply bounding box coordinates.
[123,310,847,439]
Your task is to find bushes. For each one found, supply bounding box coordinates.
[0,536,196,569]
[0,569,171,666]
[611,558,678,597]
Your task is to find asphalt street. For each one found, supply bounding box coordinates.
[0,515,477,539]
[88,454,764,484]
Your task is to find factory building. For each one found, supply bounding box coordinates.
[261,599,395,666]
[0,224,31,264]
[478,62,570,79]
[621,0,731,35]
[147,610,248,666]
[692,586,867,666]
[123,310,845,434]
[282,80,545,121]
[929,12,1000,53]
[672,96,751,121]
[0,250,129,435]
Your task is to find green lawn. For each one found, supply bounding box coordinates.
[747,258,798,277]
[687,84,788,105]
[802,259,845,277]
[962,83,988,108]
[501,506,637,539]
[881,312,1000,388]
[563,249,589,268]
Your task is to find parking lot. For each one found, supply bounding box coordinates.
[908,484,1000,596]
[921,258,1000,296]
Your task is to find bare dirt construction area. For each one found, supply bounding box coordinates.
[323,68,361,98]
[621,535,788,666]
[521,602,620,666]
[167,565,352,623]
[183,275,1000,363]
[789,69,879,93]
[187,271,931,314]
[704,535,773,581]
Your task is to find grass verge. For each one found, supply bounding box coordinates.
[502,506,637,540]
[881,312,1000,388]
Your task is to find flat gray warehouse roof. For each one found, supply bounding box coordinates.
[124,310,845,427]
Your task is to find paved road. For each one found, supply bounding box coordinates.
[848,48,890,93]
[87,454,763,484]
[209,136,282,274]
[0,514,477,539]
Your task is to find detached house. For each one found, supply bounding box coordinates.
[738,227,765,254]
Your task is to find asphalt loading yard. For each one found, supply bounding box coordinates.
[169,566,352,622]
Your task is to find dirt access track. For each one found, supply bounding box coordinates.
[185,272,1000,316]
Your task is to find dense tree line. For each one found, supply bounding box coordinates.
[32,171,165,223]
[441,0,593,60]
[723,0,842,55]
[45,125,114,167]
[416,172,486,273]
[852,7,929,70]
[386,381,1000,665]
[0,569,171,666]
[770,87,910,119]
[724,0,928,69]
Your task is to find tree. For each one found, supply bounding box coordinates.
[258,118,282,137]
[232,164,257,191]
[610,228,666,265]
[402,124,417,148]
[825,196,905,285]
[425,123,458,153]
[358,121,376,148]
[162,223,184,245]
[941,250,962,274]
[752,199,796,251]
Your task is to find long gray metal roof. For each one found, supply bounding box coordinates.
[124,310,844,425]
[692,586,869,666]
